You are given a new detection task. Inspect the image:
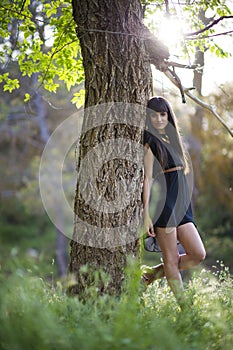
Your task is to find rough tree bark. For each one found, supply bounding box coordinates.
[69,0,169,296]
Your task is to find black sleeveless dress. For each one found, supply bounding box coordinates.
[144,131,194,229]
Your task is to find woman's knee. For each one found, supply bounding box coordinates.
[198,247,206,262]
[191,247,206,263]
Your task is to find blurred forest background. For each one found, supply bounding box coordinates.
[0,0,233,282]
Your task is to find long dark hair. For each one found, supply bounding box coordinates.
[145,96,189,172]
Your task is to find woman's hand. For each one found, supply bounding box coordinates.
[144,215,155,237]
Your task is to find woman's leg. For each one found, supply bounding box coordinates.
[142,223,206,284]
[177,222,206,270]
[155,227,185,302]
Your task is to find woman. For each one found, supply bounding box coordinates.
[142,96,206,305]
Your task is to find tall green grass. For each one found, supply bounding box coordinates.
[0,262,232,350]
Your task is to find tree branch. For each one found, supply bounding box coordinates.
[186,29,233,40]
[0,4,47,24]
[163,69,233,137]
[143,25,233,137]
[167,61,198,69]
[185,15,233,37]
[19,0,27,13]
[36,38,78,90]
[167,67,186,103]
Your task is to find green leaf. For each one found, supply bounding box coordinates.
[0,73,9,83]
[24,93,31,102]
[3,79,20,93]
[71,89,85,108]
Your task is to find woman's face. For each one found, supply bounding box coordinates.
[149,111,168,133]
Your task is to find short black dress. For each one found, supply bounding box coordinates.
[144,131,194,229]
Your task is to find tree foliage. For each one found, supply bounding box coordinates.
[0,0,84,96]
[1,0,232,98]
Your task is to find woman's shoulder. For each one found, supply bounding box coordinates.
[143,130,160,158]
[143,129,157,145]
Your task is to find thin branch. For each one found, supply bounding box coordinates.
[20,0,27,13]
[185,90,233,138]
[167,61,198,69]
[185,15,233,37]
[186,30,233,40]
[163,69,233,137]
[4,19,20,69]
[167,67,186,103]
[0,4,47,24]
[36,38,78,90]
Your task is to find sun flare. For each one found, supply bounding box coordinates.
[157,18,183,49]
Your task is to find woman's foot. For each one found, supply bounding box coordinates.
[140,265,157,286]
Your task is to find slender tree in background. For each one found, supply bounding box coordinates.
[189,9,210,204]
[0,1,72,277]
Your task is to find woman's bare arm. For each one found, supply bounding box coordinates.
[143,145,155,236]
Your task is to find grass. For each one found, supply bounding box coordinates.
[0,261,232,350]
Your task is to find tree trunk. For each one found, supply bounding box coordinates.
[189,8,210,205]
[56,228,68,278]
[69,0,153,296]
[189,48,204,204]
[32,74,69,277]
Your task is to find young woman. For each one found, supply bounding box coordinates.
[142,96,206,305]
